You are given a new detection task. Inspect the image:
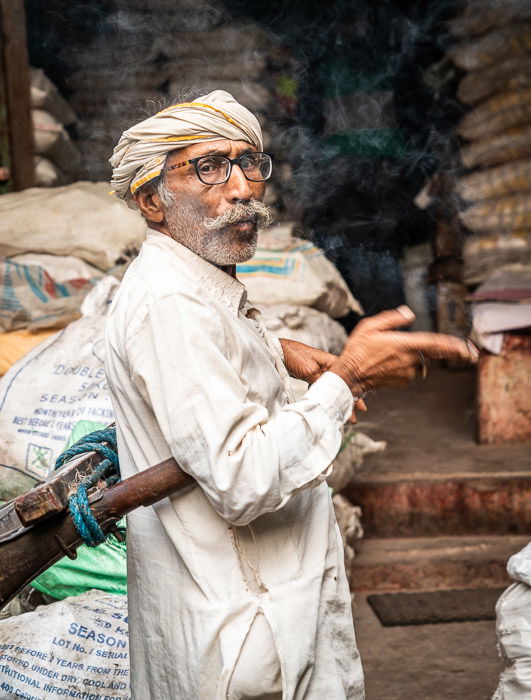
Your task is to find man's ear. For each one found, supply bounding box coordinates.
[133,189,165,224]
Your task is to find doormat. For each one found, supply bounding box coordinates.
[367,587,506,627]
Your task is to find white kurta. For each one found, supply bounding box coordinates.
[104,230,364,699]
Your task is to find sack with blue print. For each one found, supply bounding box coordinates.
[0,277,118,501]
[237,235,363,318]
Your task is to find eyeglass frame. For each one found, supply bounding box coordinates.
[165,151,273,185]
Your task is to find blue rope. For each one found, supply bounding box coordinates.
[55,427,122,548]
[69,483,107,547]
[55,428,119,471]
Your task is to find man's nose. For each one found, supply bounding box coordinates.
[224,162,253,202]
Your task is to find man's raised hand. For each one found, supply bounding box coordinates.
[329,305,478,394]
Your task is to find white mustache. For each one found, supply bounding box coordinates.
[203,200,272,231]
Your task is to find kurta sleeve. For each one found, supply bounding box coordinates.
[126,291,353,526]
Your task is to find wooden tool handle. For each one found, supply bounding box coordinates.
[1,456,194,609]
[90,457,194,518]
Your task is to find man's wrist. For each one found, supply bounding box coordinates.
[328,358,363,395]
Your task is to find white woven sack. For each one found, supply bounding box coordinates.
[258,304,347,354]
[0,255,99,333]
[30,67,76,125]
[0,590,130,699]
[32,109,80,177]
[494,582,531,699]
[32,109,65,154]
[507,542,531,587]
[237,238,363,319]
[0,182,147,271]
[34,156,69,188]
[8,254,102,285]
[0,277,118,501]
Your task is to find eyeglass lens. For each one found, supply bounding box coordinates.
[195,153,271,184]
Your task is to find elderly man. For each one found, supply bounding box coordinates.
[105,90,475,699]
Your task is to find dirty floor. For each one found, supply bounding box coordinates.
[353,592,502,700]
[349,366,524,699]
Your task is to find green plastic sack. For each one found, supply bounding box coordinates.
[31,529,127,600]
[31,420,127,600]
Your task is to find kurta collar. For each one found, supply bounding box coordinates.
[145,229,248,313]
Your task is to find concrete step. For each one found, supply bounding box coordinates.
[345,469,531,537]
[347,366,531,537]
[349,534,530,592]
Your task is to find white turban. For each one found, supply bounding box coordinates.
[109,90,263,201]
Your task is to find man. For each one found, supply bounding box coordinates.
[105,90,475,699]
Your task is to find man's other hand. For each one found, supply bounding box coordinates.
[280,338,336,384]
[279,338,367,423]
[329,305,479,394]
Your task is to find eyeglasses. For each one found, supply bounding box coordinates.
[166,152,272,185]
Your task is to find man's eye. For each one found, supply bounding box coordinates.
[198,159,220,173]
[240,155,259,169]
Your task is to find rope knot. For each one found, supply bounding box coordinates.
[55,426,122,548]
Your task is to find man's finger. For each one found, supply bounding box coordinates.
[353,305,416,334]
[398,332,478,362]
[364,352,421,374]
[354,397,367,412]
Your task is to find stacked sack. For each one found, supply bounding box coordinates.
[30,68,81,188]
[0,176,147,496]
[0,278,130,623]
[448,1,531,285]
[59,0,297,219]
[0,182,147,383]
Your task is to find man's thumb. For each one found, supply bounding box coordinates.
[359,305,416,332]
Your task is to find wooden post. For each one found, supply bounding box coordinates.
[0,41,10,196]
[0,0,34,192]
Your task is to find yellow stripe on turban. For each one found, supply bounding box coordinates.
[109,90,263,200]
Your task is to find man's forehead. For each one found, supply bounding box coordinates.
[166,139,257,164]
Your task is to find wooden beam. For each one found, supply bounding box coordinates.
[0,36,10,196]
[0,0,34,191]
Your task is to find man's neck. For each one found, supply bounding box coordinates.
[223,264,237,278]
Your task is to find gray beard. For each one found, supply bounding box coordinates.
[163,196,270,267]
